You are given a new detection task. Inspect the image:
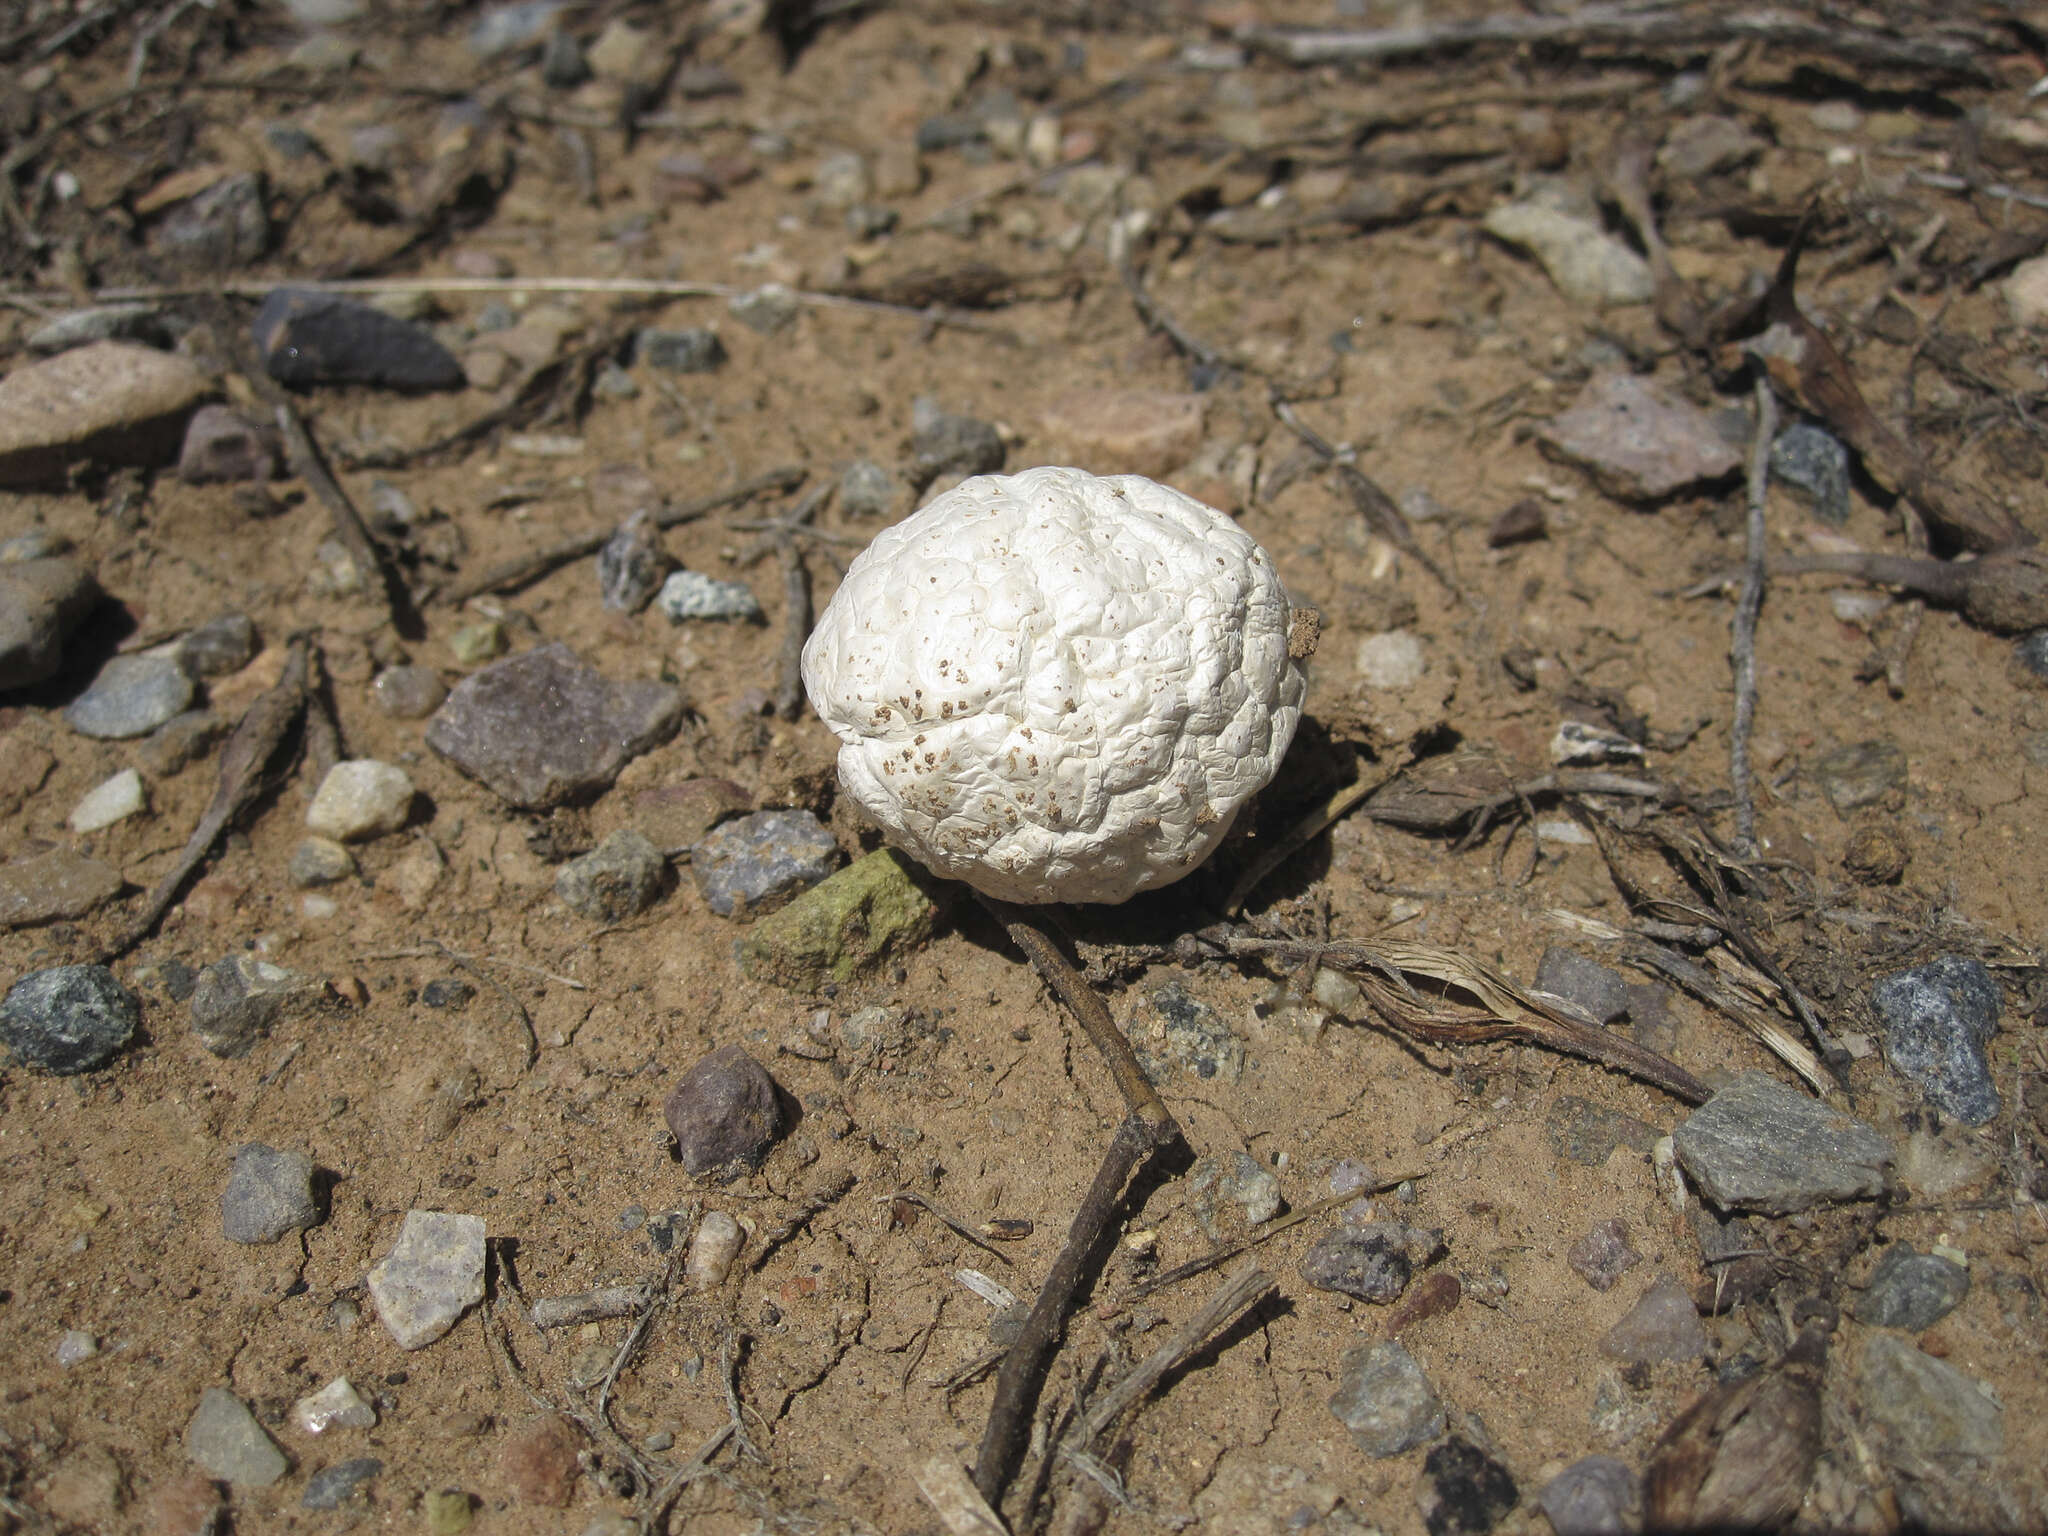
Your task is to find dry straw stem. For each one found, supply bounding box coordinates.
[1071,1260,1276,1448]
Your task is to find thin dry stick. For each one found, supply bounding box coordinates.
[1072,1261,1275,1447]
[276,403,407,633]
[99,635,311,961]
[640,1422,737,1535]
[879,1190,1016,1267]
[1731,376,1776,856]
[429,936,538,1070]
[441,464,805,605]
[737,482,834,719]
[529,1284,648,1330]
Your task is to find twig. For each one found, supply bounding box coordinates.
[916,1455,1012,1536]
[99,634,311,961]
[595,1262,672,1422]
[276,404,411,634]
[440,465,805,605]
[529,1283,648,1329]
[1070,1261,1274,1447]
[748,1169,857,1269]
[1731,375,1776,857]
[879,1190,1016,1268]
[718,1327,762,1463]
[485,1300,660,1493]
[1622,941,1829,1094]
[640,1422,736,1535]
[738,483,834,719]
[429,937,538,1070]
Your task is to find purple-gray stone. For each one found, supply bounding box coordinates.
[1567,1218,1641,1293]
[1600,1272,1709,1363]
[1870,955,2002,1126]
[1300,1221,1445,1304]
[1538,1455,1641,1536]
[425,643,683,809]
[178,405,280,483]
[662,1044,784,1176]
[1328,1339,1444,1457]
[221,1142,320,1244]
[255,288,464,391]
[691,808,839,917]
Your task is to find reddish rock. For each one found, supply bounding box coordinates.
[1037,388,1207,479]
[178,404,280,483]
[1386,1271,1462,1335]
[498,1414,580,1506]
[140,1472,223,1536]
[663,1044,784,1176]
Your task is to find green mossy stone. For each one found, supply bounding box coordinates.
[735,848,939,990]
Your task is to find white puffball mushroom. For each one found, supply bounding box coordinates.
[802,465,1312,904]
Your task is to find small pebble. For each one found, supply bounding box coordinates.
[69,767,147,833]
[1567,1218,1641,1292]
[1870,955,2002,1126]
[636,327,726,372]
[1853,1242,1970,1332]
[664,1045,785,1176]
[0,555,97,690]
[656,569,762,622]
[591,359,638,399]
[302,1457,381,1510]
[686,1210,745,1289]
[1539,1455,1641,1536]
[729,282,801,334]
[190,954,320,1057]
[184,1387,289,1486]
[289,836,355,888]
[176,613,258,677]
[499,1416,580,1506]
[557,828,667,919]
[423,1488,476,1534]
[1600,1272,1710,1363]
[372,664,447,719]
[420,978,475,1009]
[305,758,414,841]
[0,847,122,929]
[1328,1339,1445,1457]
[449,621,507,665]
[55,1329,98,1367]
[597,509,669,613]
[0,964,139,1074]
[839,459,897,518]
[294,1376,377,1434]
[366,1209,487,1350]
[63,653,194,740]
[691,809,837,916]
[220,1142,320,1244]
[178,405,279,484]
[1300,1222,1445,1304]
[144,709,226,777]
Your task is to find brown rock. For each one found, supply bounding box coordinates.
[140,1472,223,1536]
[1537,371,1742,501]
[498,1414,580,1506]
[1385,1271,1462,1334]
[0,557,100,690]
[663,1043,784,1176]
[42,1444,126,1527]
[0,341,212,486]
[1842,823,1909,885]
[1037,388,1207,479]
[0,847,125,928]
[177,404,279,483]
[0,736,55,813]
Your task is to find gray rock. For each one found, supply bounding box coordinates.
[1657,115,1766,180]
[1301,1221,1445,1304]
[2016,631,2048,685]
[636,326,726,373]
[0,964,139,1074]
[1854,1243,1970,1332]
[0,341,212,486]
[663,1044,784,1176]
[26,304,170,354]
[425,643,684,809]
[911,398,1005,485]
[62,653,194,739]
[184,1387,290,1486]
[372,663,447,719]
[1538,372,1742,500]
[303,1457,381,1510]
[1534,948,1631,1025]
[366,1210,487,1349]
[143,708,224,777]
[1673,1071,1892,1214]
[1328,1340,1445,1457]
[0,848,124,929]
[0,556,97,691]
[1538,1455,1641,1536]
[1188,1151,1282,1233]
[1566,1218,1641,1293]
[1547,1095,1660,1166]
[1600,1272,1709,1362]
[1127,979,1244,1082]
[845,203,899,240]
[556,828,666,920]
[467,0,560,56]
[840,459,898,518]
[190,954,322,1058]
[1417,1436,1518,1536]
[1813,738,1905,813]
[813,151,871,209]
[1481,203,1655,307]
[1859,1334,2003,1459]
[152,172,270,270]
[176,613,257,677]
[221,1142,320,1244]
[539,28,588,87]
[289,836,355,888]
[691,809,838,917]
[656,569,762,622]
[728,282,800,335]
[1770,423,1852,526]
[254,288,464,390]
[177,405,279,484]
[596,509,669,613]
[1870,956,2002,1125]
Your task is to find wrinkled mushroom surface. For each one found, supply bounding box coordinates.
[802,465,1307,903]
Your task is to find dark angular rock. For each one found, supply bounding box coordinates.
[556,828,666,920]
[425,643,684,809]
[302,1457,381,1511]
[178,406,280,484]
[190,954,320,1058]
[0,964,139,1074]
[1870,955,2002,1126]
[254,287,464,391]
[1534,948,1631,1024]
[152,172,270,270]
[1567,1218,1641,1292]
[635,327,725,373]
[420,978,474,1009]
[1770,422,1852,526]
[1418,1436,1518,1536]
[1539,1455,1640,1536]
[691,809,838,917]
[221,1142,320,1244]
[910,398,1004,485]
[1672,1072,1892,1214]
[1328,1339,1444,1457]
[176,613,258,677]
[0,556,99,690]
[1854,1243,1969,1332]
[596,509,669,613]
[1300,1221,1445,1304]
[663,1045,783,1176]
